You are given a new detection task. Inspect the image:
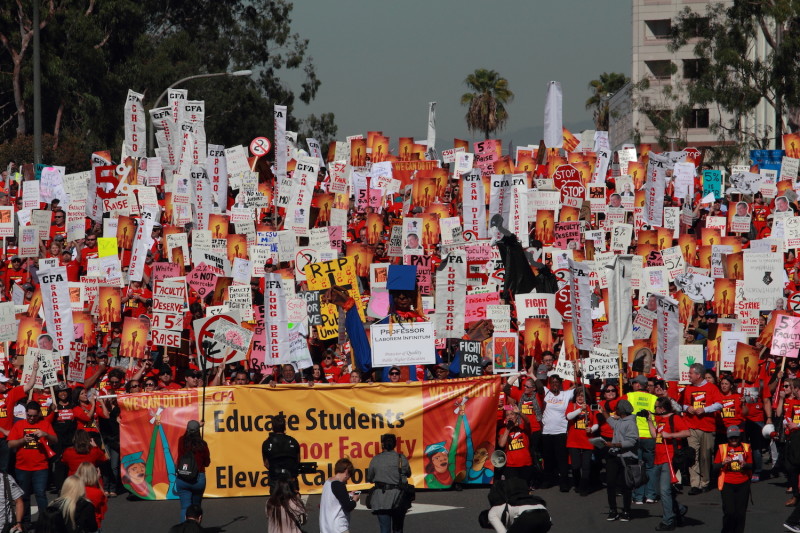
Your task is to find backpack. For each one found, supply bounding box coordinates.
[176,449,199,483]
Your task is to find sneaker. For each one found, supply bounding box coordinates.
[655,522,675,531]
[688,487,702,496]
[607,510,619,521]
[750,473,760,483]
[619,512,631,522]
[645,498,658,504]
[784,523,800,533]
[679,505,688,517]
[634,500,644,505]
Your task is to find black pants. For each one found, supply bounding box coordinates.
[505,465,534,487]
[541,433,569,491]
[529,430,543,486]
[606,456,632,513]
[721,482,749,533]
[569,448,592,492]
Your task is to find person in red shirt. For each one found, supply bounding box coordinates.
[0,364,38,472]
[60,429,107,476]
[121,279,152,318]
[713,426,752,533]
[59,249,80,281]
[8,401,57,526]
[158,365,181,390]
[648,397,690,531]
[565,387,597,496]
[3,257,27,299]
[71,387,108,446]
[78,234,99,275]
[717,375,747,433]
[680,362,723,494]
[506,375,544,485]
[498,405,532,487]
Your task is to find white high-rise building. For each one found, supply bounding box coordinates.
[611,0,777,152]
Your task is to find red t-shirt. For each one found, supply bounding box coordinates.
[72,404,107,431]
[654,414,689,465]
[680,381,722,432]
[714,443,752,484]
[503,428,532,467]
[718,393,744,428]
[599,398,620,439]
[8,418,55,471]
[85,485,107,526]
[0,386,26,434]
[509,387,543,433]
[61,446,106,475]
[742,381,768,423]
[565,403,595,450]
[783,398,800,434]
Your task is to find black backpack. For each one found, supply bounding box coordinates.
[176,449,199,483]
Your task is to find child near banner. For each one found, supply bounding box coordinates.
[713,426,752,533]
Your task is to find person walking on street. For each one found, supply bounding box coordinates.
[714,426,752,533]
[366,434,412,533]
[175,420,210,522]
[320,457,359,533]
[604,399,639,522]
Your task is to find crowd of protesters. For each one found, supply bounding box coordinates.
[0,124,799,533]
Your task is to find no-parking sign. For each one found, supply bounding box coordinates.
[193,314,244,367]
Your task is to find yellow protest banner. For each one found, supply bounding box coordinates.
[118,376,501,499]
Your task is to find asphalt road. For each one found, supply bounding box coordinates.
[97,475,791,532]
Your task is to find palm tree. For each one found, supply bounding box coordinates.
[460,69,514,139]
[585,72,630,130]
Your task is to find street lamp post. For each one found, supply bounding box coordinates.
[147,69,252,156]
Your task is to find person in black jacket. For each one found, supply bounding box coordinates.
[263,415,301,493]
[40,476,97,533]
[486,473,551,533]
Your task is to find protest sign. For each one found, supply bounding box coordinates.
[370,322,435,367]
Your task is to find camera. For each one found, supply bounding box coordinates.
[298,461,318,474]
[636,409,650,418]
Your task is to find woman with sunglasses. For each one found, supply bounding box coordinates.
[143,378,158,392]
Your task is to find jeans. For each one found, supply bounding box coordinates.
[103,445,121,494]
[654,463,675,524]
[633,438,657,501]
[375,508,406,533]
[16,468,48,524]
[175,472,206,522]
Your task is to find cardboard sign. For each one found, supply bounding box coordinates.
[459,340,484,377]
[370,322,435,367]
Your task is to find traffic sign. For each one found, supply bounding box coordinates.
[249,137,272,157]
[194,314,242,367]
[789,291,800,315]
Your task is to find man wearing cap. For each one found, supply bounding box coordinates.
[623,375,658,504]
[3,257,26,300]
[680,362,723,495]
[714,426,752,533]
[183,369,204,389]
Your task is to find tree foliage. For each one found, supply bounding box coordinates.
[585,72,630,130]
[668,0,800,151]
[0,0,333,168]
[460,69,514,139]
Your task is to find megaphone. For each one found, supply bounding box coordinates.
[762,423,777,439]
[491,450,507,468]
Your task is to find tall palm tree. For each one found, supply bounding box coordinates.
[585,72,630,130]
[461,69,514,139]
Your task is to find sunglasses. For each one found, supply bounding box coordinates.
[389,372,400,376]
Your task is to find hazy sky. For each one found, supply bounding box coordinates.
[286,0,632,151]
